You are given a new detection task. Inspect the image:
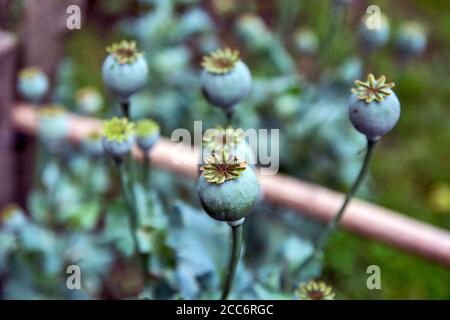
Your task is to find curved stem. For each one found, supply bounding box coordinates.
[319,138,378,248]
[297,138,378,273]
[221,223,243,300]
[115,159,150,289]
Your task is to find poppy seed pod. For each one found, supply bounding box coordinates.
[197,151,260,222]
[0,204,27,233]
[358,14,390,52]
[293,28,320,55]
[37,105,69,152]
[235,14,272,51]
[395,22,427,59]
[200,126,256,169]
[274,94,300,119]
[336,56,363,84]
[201,48,252,110]
[82,130,104,157]
[102,40,148,100]
[178,8,213,39]
[101,117,136,158]
[75,87,104,115]
[295,280,336,301]
[17,67,49,104]
[349,74,400,141]
[135,119,160,152]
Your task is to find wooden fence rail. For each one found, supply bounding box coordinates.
[11,104,450,267]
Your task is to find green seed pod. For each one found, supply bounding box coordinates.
[235,14,272,51]
[101,117,136,159]
[17,67,49,104]
[295,280,336,300]
[102,40,148,100]
[75,86,104,115]
[349,74,400,141]
[82,129,103,157]
[200,126,256,169]
[201,48,252,110]
[293,28,320,55]
[358,14,390,53]
[37,105,69,152]
[197,150,260,222]
[135,119,160,152]
[395,21,427,59]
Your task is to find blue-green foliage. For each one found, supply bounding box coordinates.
[2,0,449,300]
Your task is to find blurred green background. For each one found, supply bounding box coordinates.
[1,0,449,299]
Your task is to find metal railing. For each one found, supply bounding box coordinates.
[11,104,450,267]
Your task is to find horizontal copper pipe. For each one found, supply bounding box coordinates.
[12,104,450,266]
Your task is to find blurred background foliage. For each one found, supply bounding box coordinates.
[1,0,449,299]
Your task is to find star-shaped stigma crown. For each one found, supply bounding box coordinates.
[200,150,248,184]
[295,280,335,300]
[135,119,159,138]
[106,40,142,64]
[202,48,240,74]
[351,73,395,103]
[102,117,135,142]
[203,126,244,152]
[19,66,43,79]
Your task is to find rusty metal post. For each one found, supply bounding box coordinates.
[15,0,86,207]
[21,0,86,79]
[0,30,17,209]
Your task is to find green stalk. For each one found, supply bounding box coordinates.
[225,108,234,127]
[221,223,243,300]
[143,152,151,188]
[298,138,378,273]
[116,99,152,290]
[115,159,150,289]
[47,156,65,226]
[319,139,377,247]
[120,99,130,119]
[34,139,46,188]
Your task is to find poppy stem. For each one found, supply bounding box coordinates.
[298,138,378,274]
[143,152,151,188]
[225,108,234,127]
[221,222,243,300]
[120,99,130,119]
[115,159,150,289]
[320,138,377,247]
